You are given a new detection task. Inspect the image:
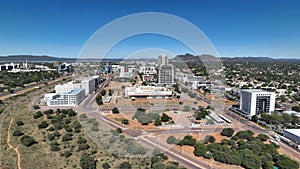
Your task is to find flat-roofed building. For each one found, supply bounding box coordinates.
[124,86,172,99]
[46,88,85,106]
[240,89,276,116]
[283,129,300,144]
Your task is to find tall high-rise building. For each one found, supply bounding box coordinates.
[157,54,174,85]
[158,54,168,66]
[240,89,276,116]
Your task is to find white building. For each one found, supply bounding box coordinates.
[119,65,136,78]
[0,63,20,71]
[124,86,172,99]
[112,65,120,72]
[240,89,276,116]
[283,129,300,144]
[158,54,168,66]
[178,73,207,89]
[55,76,100,96]
[45,88,85,106]
[139,65,156,74]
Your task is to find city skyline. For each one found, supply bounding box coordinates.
[1,1,300,58]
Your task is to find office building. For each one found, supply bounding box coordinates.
[157,54,174,85]
[119,65,136,78]
[240,89,276,116]
[57,62,71,73]
[158,54,168,66]
[45,88,85,106]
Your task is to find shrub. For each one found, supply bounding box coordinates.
[38,121,49,129]
[78,143,90,151]
[13,129,24,136]
[20,135,37,147]
[33,105,40,109]
[80,154,97,169]
[116,128,123,133]
[64,151,72,158]
[33,111,43,119]
[16,120,24,126]
[122,119,129,125]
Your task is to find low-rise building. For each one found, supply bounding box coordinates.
[124,86,172,99]
[283,129,300,144]
[45,88,85,106]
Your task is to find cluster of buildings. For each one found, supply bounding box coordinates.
[42,76,101,106]
[0,60,56,73]
[176,72,210,90]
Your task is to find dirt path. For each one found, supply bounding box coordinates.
[7,118,22,169]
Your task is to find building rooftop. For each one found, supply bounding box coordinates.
[67,88,84,95]
[284,129,300,137]
[241,89,274,93]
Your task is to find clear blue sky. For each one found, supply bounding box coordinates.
[1,0,300,58]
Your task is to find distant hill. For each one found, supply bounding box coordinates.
[172,53,300,62]
[172,53,220,62]
[0,55,123,63]
[0,55,75,62]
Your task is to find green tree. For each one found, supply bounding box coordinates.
[161,113,170,122]
[102,162,111,169]
[96,95,103,105]
[116,128,123,133]
[241,154,262,169]
[221,128,234,137]
[256,134,269,142]
[291,106,300,112]
[166,136,177,144]
[208,135,216,143]
[108,89,114,96]
[112,107,119,114]
[101,90,106,96]
[251,115,258,122]
[262,161,273,169]
[80,154,97,169]
[193,143,207,157]
[275,155,299,169]
[118,162,131,169]
[154,118,162,126]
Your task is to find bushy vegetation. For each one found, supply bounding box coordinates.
[0,71,59,89]
[167,129,299,169]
